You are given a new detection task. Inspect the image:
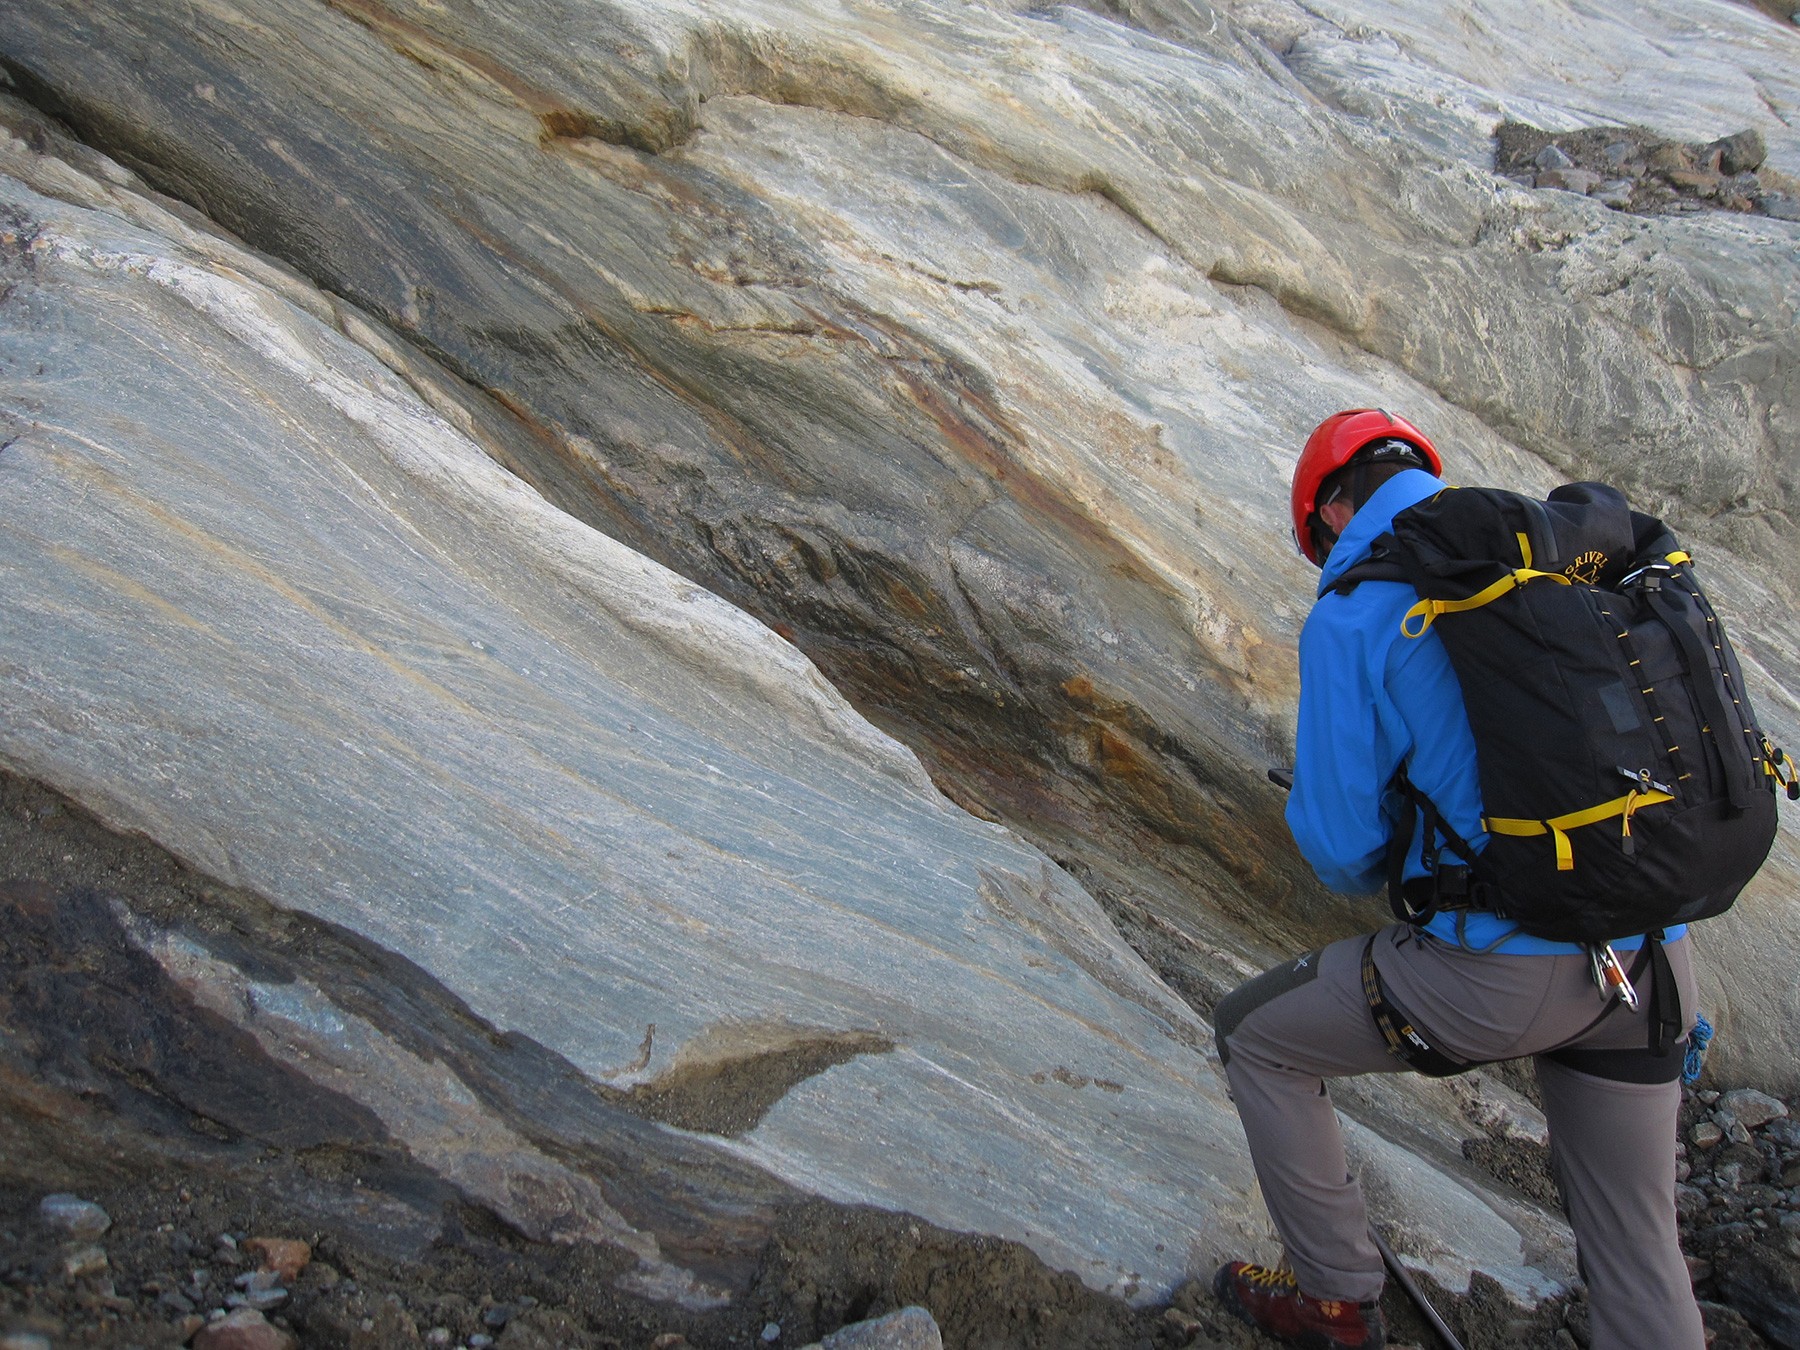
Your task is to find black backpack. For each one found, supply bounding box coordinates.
[1340,482,1794,945]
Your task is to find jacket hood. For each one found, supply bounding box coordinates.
[1315,468,1447,597]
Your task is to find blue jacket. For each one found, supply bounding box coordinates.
[1285,469,1679,953]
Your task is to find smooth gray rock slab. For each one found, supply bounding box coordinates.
[0,119,1563,1303]
[3,0,1798,1100]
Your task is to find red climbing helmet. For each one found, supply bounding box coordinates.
[1290,409,1442,565]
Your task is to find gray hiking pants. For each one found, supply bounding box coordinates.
[1214,925,1702,1350]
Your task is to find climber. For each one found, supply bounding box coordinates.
[1209,410,1705,1350]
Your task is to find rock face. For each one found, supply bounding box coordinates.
[1,0,1798,1317]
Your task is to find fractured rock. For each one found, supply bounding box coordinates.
[1710,129,1767,175]
[1719,1090,1788,1131]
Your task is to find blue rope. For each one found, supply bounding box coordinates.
[1682,1012,1714,1086]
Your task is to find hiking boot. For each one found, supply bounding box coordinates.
[1213,1261,1386,1349]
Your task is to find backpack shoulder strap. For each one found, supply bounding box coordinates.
[1329,533,1411,596]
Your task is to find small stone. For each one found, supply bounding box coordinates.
[1727,1120,1753,1147]
[1699,1090,1722,1106]
[236,1269,282,1292]
[1676,1160,1691,1182]
[0,1335,53,1350]
[1161,1306,1203,1339]
[1768,1118,1800,1149]
[1702,1220,1755,1247]
[192,1307,298,1350]
[176,1317,207,1342]
[1603,142,1634,167]
[1648,144,1694,174]
[648,1337,688,1350]
[1533,145,1574,171]
[160,1288,199,1315]
[1783,1158,1800,1187]
[424,1329,451,1347]
[762,1322,783,1342]
[1709,130,1767,176]
[482,1304,513,1329]
[1685,1254,1713,1284]
[243,1238,311,1283]
[1719,1089,1788,1130]
[38,1194,111,1239]
[62,1245,109,1279]
[1538,168,1600,195]
[1694,1121,1725,1149]
[819,1307,944,1349]
[468,1336,494,1349]
[1665,168,1724,196]
[1676,1183,1707,1220]
[226,1287,289,1311]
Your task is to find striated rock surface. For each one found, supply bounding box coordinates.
[4,1,1797,1085]
[1,0,1798,1319]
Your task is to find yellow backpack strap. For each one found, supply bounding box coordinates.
[1402,568,1573,638]
[1483,788,1674,871]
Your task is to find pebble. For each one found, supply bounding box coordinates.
[61,1245,109,1279]
[226,1287,289,1311]
[1694,1121,1725,1149]
[38,1194,111,1239]
[425,1329,452,1347]
[0,1335,53,1350]
[763,1322,783,1342]
[468,1335,494,1349]
[243,1237,311,1283]
[482,1303,514,1329]
[1537,167,1600,195]
[1533,145,1574,171]
[192,1307,299,1350]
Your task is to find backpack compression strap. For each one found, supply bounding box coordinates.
[1483,784,1675,872]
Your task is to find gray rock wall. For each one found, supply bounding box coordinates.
[1,0,1797,1309]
